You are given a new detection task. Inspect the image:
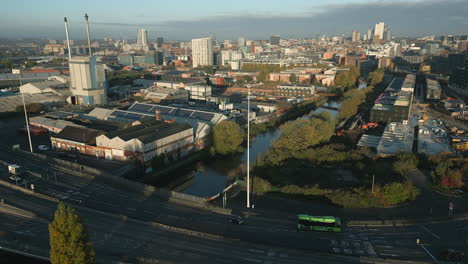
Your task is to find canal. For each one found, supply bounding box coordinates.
[159,101,340,197]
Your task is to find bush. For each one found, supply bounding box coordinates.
[382,182,419,205]
[393,152,419,175]
[15,103,43,113]
[252,177,272,193]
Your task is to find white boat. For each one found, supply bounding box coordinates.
[0,88,11,92]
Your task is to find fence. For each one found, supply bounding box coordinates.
[20,150,208,204]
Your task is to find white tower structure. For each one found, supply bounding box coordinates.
[192,37,213,67]
[374,22,385,40]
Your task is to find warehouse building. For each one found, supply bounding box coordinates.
[370,74,414,123]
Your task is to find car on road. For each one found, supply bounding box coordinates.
[229,215,244,225]
[441,249,464,262]
[38,145,49,151]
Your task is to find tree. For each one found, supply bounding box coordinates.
[49,202,95,264]
[289,73,297,83]
[212,121,244,155]
[273,112,334,153]
[393,151,419,175]
[25,60,37,68]
[0,60,13,70]
[368,70,384,86]
[15,103,44,113]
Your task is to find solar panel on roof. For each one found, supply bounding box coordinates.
[191,111,214,121]
[130,103,153,112]
[111,110,126,117]
[125,113,144,120]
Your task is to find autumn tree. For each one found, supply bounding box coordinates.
[289,73,297,83]
[212,121,244,155]
[368,70,384,86]
[49,202,95,264]
[273,112,335,152]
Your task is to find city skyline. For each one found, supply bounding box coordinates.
[1,0,468,40]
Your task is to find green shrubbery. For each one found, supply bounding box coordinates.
[251,178,419,208]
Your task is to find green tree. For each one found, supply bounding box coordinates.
[212,121,244,155]
[289,73,297,83]
[49,202,95,264]
[25,60,37,68]
[257,71,267,82]
[0,60,14,70]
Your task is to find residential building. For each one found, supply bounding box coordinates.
[192,37,213,67]
[137,29,148,46]
[276,84,316,97]
[221,50,244,65]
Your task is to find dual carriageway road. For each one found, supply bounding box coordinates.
[0,149,459,263]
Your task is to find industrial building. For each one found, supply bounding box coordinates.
[376,121,414,155]
[425,75,442,100]
[85,102,227,149]
[69,56,108,105]
[370,74,414,123]
[96,119,193,163]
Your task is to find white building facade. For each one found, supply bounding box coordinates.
[192,38,213,67]
[69,56,107,105]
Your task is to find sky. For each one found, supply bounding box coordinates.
[1,0,468,41]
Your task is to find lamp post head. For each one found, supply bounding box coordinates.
[64,17,67,22]
[85,14,89,21]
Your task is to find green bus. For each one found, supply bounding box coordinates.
[297,214,342,232]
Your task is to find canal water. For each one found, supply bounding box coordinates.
[179,102,339,197]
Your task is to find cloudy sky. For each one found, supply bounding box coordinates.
[2,0,468,41]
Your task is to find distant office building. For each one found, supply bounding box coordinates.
[213,51,222,66]
[374,22,385,40]
[383,27,392,41]
[156,37,164,48]
[192,37,213,67]
[352,30,358,42]
[137,29,148,46]
[238,37,246,47]
[363,34,368,41]
[69,56,107,105]
[270,35,281,46]
[367,29,374,41]
[118,55,133,66]
[372,35,380,45]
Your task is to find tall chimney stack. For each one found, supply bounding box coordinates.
[84,13,92,56]
[155,109,162,121]
[64,17,72,59]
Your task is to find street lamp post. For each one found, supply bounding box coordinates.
[246,85,250,208]
[14,69,33,153]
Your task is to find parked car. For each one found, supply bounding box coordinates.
[441,249,464,262]
[229,215,244,225]
[9,175,22,182]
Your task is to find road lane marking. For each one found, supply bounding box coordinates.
[242,258,262,263]
[248,249,265,253]
[418,225,440,239]
[419,244,440,264]
[380,253,399,257]
[375,245,393,248]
